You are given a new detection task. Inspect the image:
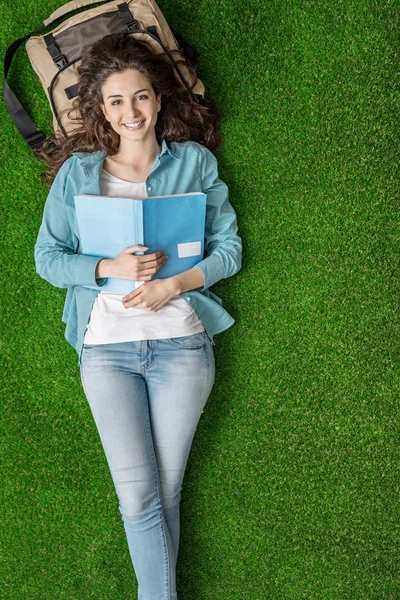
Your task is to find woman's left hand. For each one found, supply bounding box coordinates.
[121,278,179,311]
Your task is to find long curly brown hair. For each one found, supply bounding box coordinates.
[38,33,222,182]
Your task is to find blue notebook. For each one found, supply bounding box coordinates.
[74,192,207,294]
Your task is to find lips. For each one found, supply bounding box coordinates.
[123,120,144,129]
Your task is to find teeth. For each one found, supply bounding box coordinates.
[124,121,144,129]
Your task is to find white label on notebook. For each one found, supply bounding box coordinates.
[177,241,202,258]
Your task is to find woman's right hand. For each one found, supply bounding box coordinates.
[96,245,169,281]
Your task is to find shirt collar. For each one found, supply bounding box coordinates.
[73,139,180,168]
[159,138,180,160]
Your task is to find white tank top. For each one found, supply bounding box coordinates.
[83,168,204,345]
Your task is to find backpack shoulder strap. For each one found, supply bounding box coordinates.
[4,27,47,150]
[43,0,109,27]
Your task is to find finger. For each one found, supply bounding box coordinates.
[137,256,169,273]
[135,274,153,282]
[121,287,143,302]
[137,250,165,263]
[123,297,155,311]
[122,245,149,254]
[122,286,150,308]
[123,297,160,311]
[127,256,168,281]
[122,297,149,310]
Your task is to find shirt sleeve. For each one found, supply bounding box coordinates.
[194,145,242,291]
[34,158,106,289]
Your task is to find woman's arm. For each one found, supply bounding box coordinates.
[121,265,204,311]
[171,265,204,293]
[193,144,242,291]
[34,158,106,289]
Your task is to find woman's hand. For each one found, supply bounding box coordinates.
[96,245,168,281]
[122,278,180,311]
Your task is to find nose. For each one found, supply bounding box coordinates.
[126,100,140,118]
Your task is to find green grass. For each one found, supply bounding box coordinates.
[1,1,399,598]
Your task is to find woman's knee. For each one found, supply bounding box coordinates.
[159,481,182,512]
[113,472,163,519]
[118,493,163,523]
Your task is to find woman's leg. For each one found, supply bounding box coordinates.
[80,341,177,600]
[145,333,215,564]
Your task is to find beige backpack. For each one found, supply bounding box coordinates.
[4,0,206,151]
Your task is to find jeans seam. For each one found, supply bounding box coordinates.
[143,378,171,599]
[79,357,89,402]
[166,331,207,350]
[197,341,212,415]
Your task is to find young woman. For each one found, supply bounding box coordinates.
[35,33,241,600]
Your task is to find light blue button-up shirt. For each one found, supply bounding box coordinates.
[34,139,242,363]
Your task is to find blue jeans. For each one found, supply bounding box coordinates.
[80,332,215,600]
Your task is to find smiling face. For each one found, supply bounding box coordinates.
[100,68,161,146]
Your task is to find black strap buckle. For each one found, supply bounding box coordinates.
[26,130,45,149]
[52,54,67,70]
[117,3,138,32]
[126,20,139,33]
[44,34,68,70]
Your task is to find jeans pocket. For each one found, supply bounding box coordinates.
[166,331,206,350]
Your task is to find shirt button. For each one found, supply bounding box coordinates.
[147,186,152,191]
[187,296,191,302]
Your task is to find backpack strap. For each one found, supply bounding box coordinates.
[169,26,198,73]
[3,27,47,150]
[117,2,138,32]
[43,0,110,27]
[44,34,68,70]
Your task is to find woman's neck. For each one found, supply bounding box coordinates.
[113,136,162,168]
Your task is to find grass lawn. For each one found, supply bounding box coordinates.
[1,1,398,598]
